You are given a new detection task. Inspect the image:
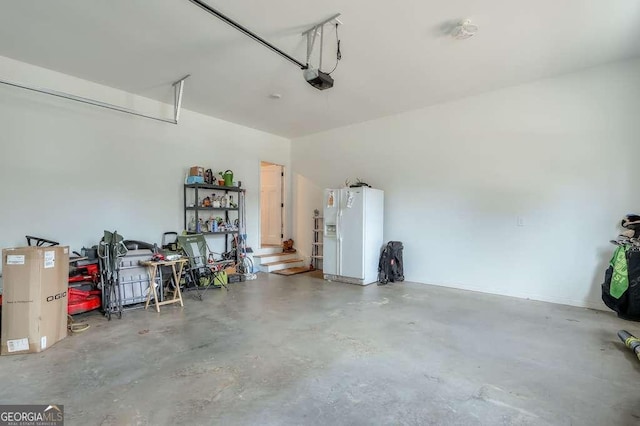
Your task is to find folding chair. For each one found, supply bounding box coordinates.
[177,234,227,300]
[98,230,128,320]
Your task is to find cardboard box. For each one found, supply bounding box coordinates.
[189,166,204,177]
[1,246,69,355]
[223,265,237,275]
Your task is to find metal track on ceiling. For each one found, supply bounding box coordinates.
[0,75,190,125]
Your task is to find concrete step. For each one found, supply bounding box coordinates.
[254,246,283,256]
[253,251,299,265]
[259,258,307,273]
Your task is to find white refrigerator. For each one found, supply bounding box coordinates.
[323,187,384,285]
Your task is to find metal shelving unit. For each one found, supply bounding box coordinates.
[311,215,323,270]
[183,183,245,260]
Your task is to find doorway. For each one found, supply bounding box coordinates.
[260,161,284,248]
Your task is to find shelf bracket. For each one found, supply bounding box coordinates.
[0,74,190,125]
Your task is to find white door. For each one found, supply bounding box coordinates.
[338,188,365,279]
[260,164,282,245]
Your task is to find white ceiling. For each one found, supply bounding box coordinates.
[0,1,639,138]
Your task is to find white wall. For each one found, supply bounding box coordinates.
[292,58,640,309]
[0,55,291,268]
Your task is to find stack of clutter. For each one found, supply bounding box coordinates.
[602,214,640,320]
[186,166,237,187]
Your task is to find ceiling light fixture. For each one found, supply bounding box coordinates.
[451,19,478,40]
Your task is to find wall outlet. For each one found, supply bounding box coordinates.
[516,216,525,227]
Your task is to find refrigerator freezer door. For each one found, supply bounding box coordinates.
[323,237,338,275]
[338,188,365,279]
[323,189,339,235]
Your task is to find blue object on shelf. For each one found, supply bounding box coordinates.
[186,176,204,184]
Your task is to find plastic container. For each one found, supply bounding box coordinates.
[186,176,204,184]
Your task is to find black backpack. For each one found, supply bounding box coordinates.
[378,241,404,285]
[602,248,640,321]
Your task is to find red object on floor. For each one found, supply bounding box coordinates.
[0,286,100,315]
[68,264,99,283]
[68,288,101,315]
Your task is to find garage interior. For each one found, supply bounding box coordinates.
[0,1,640,425]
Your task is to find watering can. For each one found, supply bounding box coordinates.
[220,170,234,186]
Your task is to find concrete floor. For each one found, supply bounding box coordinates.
[1,272,639,426]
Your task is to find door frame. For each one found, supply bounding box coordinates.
[259,161,285,247]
